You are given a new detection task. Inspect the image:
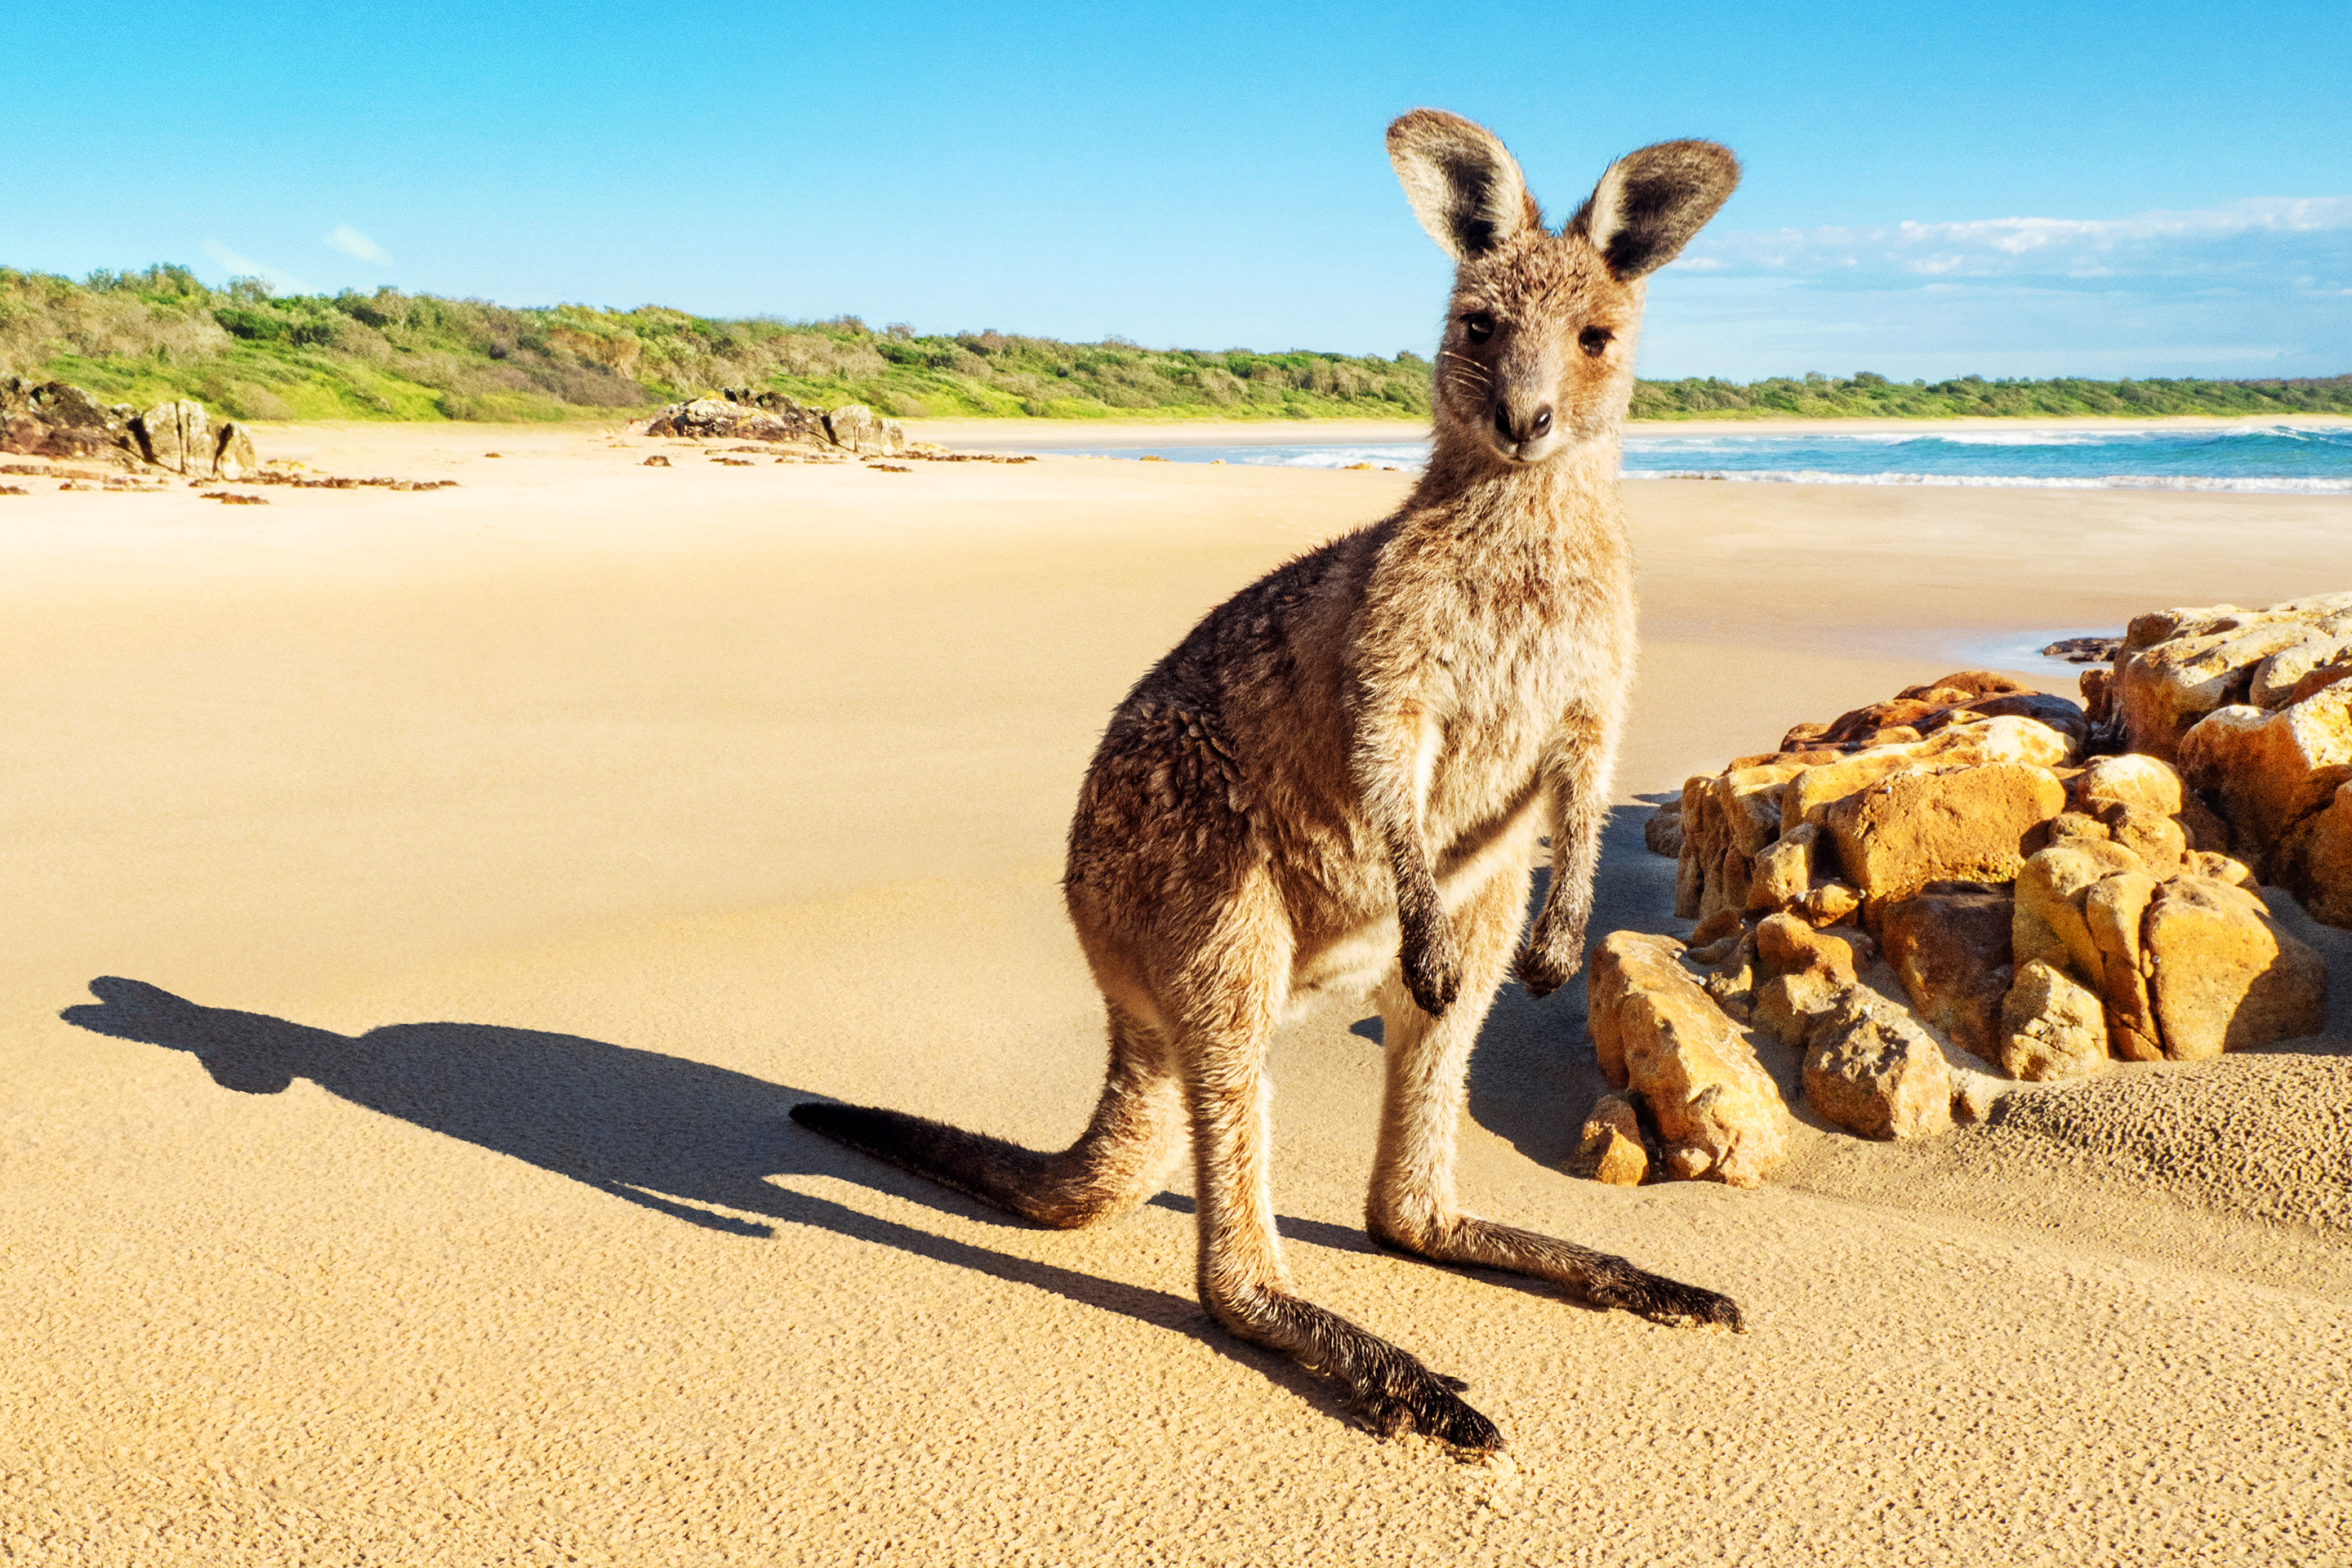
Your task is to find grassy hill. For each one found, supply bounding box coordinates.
[6,265,2349,425]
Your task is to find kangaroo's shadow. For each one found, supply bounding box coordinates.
[61,977,1361,1426]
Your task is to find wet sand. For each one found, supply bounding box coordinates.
[3,421,2349,1563]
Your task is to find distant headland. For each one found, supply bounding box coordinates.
[6,265,2347,425]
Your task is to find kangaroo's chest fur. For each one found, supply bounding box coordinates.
[1072,453,1632,976]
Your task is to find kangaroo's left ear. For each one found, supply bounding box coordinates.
[1569,140,1740,281]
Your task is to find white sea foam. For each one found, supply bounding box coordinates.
[1622,468,2352,494]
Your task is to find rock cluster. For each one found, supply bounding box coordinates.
[1588,615,2341,1188]
[2101,594,2352,925]
[642,388,910,457]
[1,377,257,479]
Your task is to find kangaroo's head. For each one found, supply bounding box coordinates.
[1388,110,1737,469]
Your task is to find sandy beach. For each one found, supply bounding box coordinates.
[6,420,2350,1564]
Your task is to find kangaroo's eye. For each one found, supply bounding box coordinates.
[1579,326,1615,358]
[1462,312,1494,345]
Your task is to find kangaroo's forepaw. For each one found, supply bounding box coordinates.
[1511,941,1581,1000]
[1357,1365,1503,1454]
[1402,945,1462,1018]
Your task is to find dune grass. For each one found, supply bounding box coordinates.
[6,264,2347,425]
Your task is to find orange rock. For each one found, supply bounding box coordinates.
[2177,684,2352,863]
[1688,908,1744,947]
[1675,759,1810,922]
[2289,658,2352,706]
[1878,886,2015,1063]
[1824,761,2066,903]
[2142,875,2328,1058]
[2079,666,2114,727]
[1745,823,1816,915]
[1801,880,1863,927]
[2186,850,2258,888]
[2117,621,2314,761]
[1643,800,1685,857]
[2094,800,2188,880]
[1585,931,1692,1091]
[2047,811,2111,847]
[2252,634,2350,709]
[2084,871,2164,1062]
[2074,754,2185,817]
[1779,715,2077,836]
[1570,1093,1649,1187]
[1998,959,2109,1080]
[2277,780,2352,926]
[1587,930,1788,1186]
[1802,993,1954,1141]
[2013,840,2145,979]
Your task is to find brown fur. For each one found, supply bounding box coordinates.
[794,111,1743,1451]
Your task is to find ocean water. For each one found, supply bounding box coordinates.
[1053,424,2352,493]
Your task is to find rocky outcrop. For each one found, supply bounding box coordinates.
[1597,626,2343,1188]
[0,378,258,478]
[1676,692,2080,926]
[2112,594,2352,762]
[1586,931,1787,1187]
[641,388,908,457]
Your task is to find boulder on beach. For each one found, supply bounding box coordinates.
[1802,991,1953,1142]
[1615,609,2344,1187]
[1878,884,2014,1063]
[1,378,257,477]
[642,389,906,457]
[2140,875,2328,1058]
[1998,959,2110,1081]
[1585,930,1787,1186]
[1569,1093,1650,1187]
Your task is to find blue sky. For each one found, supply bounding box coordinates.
[5,1,2347,379]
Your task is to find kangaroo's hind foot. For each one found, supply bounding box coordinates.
[1370,1210,1745,1334]
[1211,1282,1503,1453]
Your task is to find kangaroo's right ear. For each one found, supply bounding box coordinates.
[1388,109,1540,262]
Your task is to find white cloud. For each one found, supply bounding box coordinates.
[200,239,306,293]
[325,225,394,265]
[1671,196,2352,287]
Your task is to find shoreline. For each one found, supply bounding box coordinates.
[908,412,2352,448]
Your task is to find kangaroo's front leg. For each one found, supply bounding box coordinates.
[1170,882,1502,1451]
[1368,866,1744,1330]
[1352,695,1461,1017]
[1514,699,1622,999]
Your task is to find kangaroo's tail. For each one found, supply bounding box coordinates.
[788,1102,1094,1228]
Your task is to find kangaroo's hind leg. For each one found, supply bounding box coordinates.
[1162,872,1503,1451]
[790,1000,1184,1230]
[1365,863,1744,1330]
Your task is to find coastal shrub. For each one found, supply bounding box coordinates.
[2,262,2343,423]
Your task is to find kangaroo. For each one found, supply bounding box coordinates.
[792,110,1743,1452]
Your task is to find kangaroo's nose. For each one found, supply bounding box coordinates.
[1494,402,1555,447]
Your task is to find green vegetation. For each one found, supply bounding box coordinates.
[1630,369,2352,421]
[5,265,2348,424]
[0,265,1429,423]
